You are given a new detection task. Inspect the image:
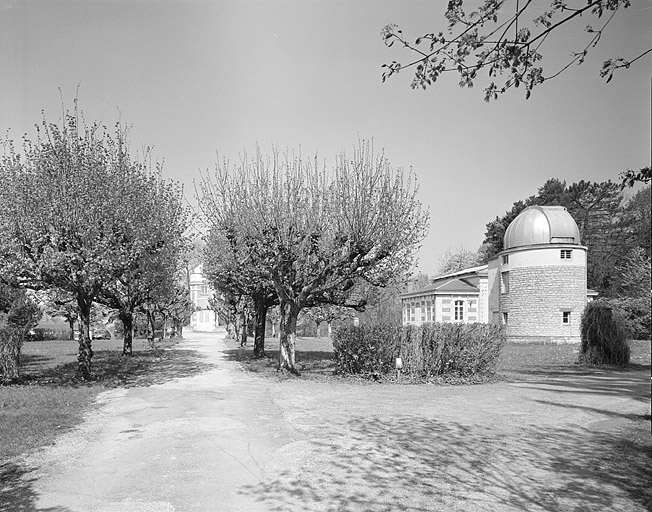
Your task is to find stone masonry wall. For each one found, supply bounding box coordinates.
[500,266,586,343]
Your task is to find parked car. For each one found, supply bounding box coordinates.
[91,329,111,340]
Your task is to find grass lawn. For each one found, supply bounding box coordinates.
[2,334,650,466]
[0,336,213,463]
[225,335,652,382]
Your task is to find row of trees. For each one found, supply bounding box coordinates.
[0,105,192,379]
[198,142,429,374]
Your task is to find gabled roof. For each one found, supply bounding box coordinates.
[400,264,487,299]
[432,264,488,281]
[401,277,479,299]
[436,279,479,294]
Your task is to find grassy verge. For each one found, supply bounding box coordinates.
[0,336,212,464]
[225,336,651,383]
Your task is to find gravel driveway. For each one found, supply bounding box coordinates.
[17,330,652,511]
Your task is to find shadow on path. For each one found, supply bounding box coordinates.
[508,365,651,404]
[239,416,651,511]
[16,348,215,388]
[0,463,71,512]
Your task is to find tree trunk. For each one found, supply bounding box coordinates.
[238,311,247,347]
[146,309,156,348]
[68,318,75,340]
[76,296,94,379]
[119,310,134,357]
[232,314,240,342]
[162,315,168,340]
[105,320,116,341]
[0,327,23,381]
[253,302,267,358]
[278,300,300,375]
[328,321,332,338]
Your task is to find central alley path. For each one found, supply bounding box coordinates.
[20,330,651,512]
[31,330,294,512]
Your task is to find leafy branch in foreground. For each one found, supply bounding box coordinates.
[381,0,649,101]
[620,166,650,189]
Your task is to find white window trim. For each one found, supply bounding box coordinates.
[454,300,465,322]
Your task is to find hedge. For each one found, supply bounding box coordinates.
[332,322,506,380]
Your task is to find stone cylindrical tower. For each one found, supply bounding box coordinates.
[496,206,587,343]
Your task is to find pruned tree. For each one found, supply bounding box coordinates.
[203,228,277,356]
[303,304,356,338]
[199,141,428,374]
[161,284,195,338]
[0,104,186,377]
[41,288,78,340]
[96,163,189,355]
[382,1,650,100]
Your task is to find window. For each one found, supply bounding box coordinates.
[502,254,509,264]
[454,300,464,321]
[502,312,508,325]
[562,311,571,324]
[200,285,208,295]
[560,250,572,260]
[501,271,509,293]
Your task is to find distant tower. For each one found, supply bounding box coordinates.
[488,206,587,343]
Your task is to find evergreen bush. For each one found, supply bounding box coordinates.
[579,301,631,366]
[602,297,651,340]
[332,322,505,380]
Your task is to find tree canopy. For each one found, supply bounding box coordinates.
[382,0,650,100]
[0,105,189,377]
[198,141,429,374]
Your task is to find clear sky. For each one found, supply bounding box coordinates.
[1,0,650,274]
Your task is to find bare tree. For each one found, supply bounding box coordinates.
[199,141,428,374]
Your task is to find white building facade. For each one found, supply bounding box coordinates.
[188,265,220,332]
[401,265,489,325]
[402,206,592,343]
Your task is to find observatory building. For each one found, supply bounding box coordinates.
[401,206,591,343]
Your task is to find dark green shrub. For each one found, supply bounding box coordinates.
[332,322,505,380]
[1,285,41,380]
[601,297,651,340]
[579,301,631,366]
[331,324,401,377]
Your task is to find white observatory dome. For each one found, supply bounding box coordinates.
[504,206,580,250]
